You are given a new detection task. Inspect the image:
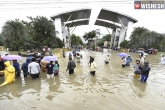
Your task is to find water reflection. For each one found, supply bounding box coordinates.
[0,50,165,110]
[132,77,147,98]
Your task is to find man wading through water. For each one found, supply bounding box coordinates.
[66,57,76,74]
[28,58,40,79]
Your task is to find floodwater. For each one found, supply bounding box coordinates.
[0,50,165,110]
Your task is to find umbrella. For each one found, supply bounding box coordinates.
[2,55,23,60]
[118,53,128,58]
[42,56,58,61]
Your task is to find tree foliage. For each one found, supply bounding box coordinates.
[1,19,27,50]
[83,30,96,41]
[129,27,148,48]
[120,40,130,48]
[96,34,111,47]
[70,34,83,46]
[129,26,165,51]
[1,16,64,51]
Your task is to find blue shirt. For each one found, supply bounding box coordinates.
[13,62,20,72]
[54,64,59,71]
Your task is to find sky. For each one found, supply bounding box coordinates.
[0,0,165,37]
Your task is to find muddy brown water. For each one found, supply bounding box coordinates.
[0,50,165,110]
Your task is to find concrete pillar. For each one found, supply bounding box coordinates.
[62,27,69,48]
[118,26,126,48]
[114,28,120,47]
[125,21,134,40]
[55,18,63,41]
[110,30,115,48]
[68,28,71,47]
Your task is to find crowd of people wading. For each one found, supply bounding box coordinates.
[1,46,165,86]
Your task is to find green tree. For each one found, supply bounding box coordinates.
[1,19,27,50]
[70,34,83,46]
[96,34,111,47]
[139,31,160,48]
[22,16,64,49]
[102,34,111,41]
[83,30,96,41]
[129,27,148,48]
[120,40,130,48]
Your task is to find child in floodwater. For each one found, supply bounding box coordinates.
[133,60,141,78]
[54,61,59,76]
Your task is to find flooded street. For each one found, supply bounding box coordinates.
[0,50,165,110]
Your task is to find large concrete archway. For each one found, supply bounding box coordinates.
[50,8,137,48]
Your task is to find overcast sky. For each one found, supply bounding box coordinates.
[0,0,165,37]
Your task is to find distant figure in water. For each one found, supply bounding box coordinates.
[89,58,97,75]
[139,53,145,65]
[133,60,141,78]
[63,51,65,58]
[76,53,81,63]
[139,61,150,82]
[126,55,133,66]
[66,57,76,74]
[160,54,165,64]
[104,55,110,64]
[122,57,126,67]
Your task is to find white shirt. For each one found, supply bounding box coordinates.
[43,48,45,51]
[122,58,126,65]
[38,52,41,56]
[160,57,165,64]
[48,48,50,52]
[105,56,110,62]
[89,62,97,71]
[140,57,144,65]
[28,62,40,74]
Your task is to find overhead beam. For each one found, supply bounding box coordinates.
[118,16,126,29]
[68,20,75,28]
[62,14,72,31]
[113,22,120,31]
[106,27,111,35]
[71,26,77,35]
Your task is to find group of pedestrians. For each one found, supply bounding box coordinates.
[120,53,150,82]
[121,55,133,67]
[133,54,150,82]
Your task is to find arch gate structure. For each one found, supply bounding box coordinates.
[50,8,137,48]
